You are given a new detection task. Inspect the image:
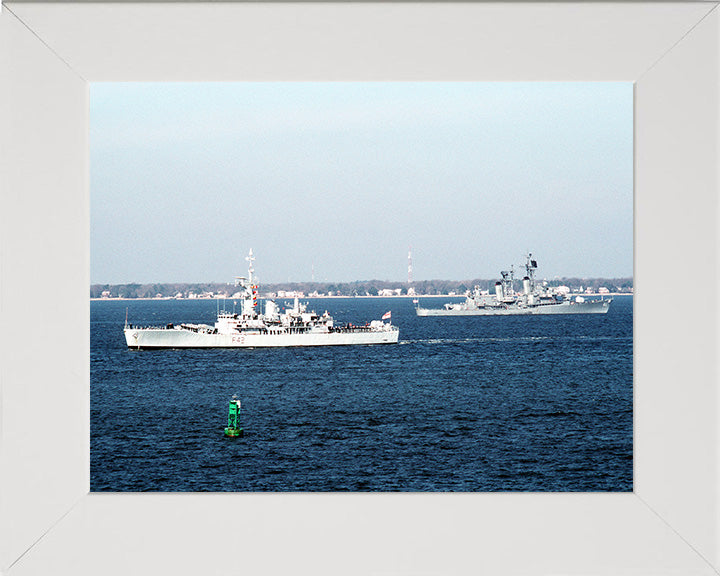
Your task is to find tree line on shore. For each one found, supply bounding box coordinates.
[91,277,633,299]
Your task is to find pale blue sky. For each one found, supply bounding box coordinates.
[91,82,632,284]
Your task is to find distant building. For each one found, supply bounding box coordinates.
[101,290,111,299]
[277,290,304,298]
[598,287,610,294]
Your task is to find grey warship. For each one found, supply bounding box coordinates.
[415,253,612,316]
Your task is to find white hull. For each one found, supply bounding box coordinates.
[124,326,399,348]
[123,251,399,349]
[416,299,611,316]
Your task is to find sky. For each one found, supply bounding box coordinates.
[90,82,633,284]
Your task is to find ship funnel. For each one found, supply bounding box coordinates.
[265,300,279,319]
[495,281,503,300]
[523,276,531,295]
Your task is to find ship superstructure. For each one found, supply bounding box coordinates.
[416,253,612,316]
[124,250,399,348]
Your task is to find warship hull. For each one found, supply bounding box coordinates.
[124,249,399,349]
[124,326,399,349]
[416,298,611,316]
[416,252,615,317]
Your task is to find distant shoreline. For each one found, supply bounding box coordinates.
[91,293,630,302]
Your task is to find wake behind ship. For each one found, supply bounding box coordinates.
[124,250,399,348]
[416,253,612,316]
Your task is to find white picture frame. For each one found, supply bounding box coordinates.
[1,2,719,574]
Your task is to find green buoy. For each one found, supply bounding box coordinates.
[224,396,244,437]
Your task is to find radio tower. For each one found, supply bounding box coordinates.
[407,246,413,285]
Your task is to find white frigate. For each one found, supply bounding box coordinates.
[124,250,399,348]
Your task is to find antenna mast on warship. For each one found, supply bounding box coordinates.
[525,253,538,293]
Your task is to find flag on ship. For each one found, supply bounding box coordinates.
[382,311,391,320]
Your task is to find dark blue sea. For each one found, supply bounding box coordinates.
[91,295,632,492]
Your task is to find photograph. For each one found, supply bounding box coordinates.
[90,81,633,492]
[9,2,720,573]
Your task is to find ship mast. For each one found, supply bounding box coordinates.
[234,249,257,318]
[246,249,255,287]
[526,253,538,292]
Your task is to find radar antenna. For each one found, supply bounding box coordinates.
[245,249,255,285]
